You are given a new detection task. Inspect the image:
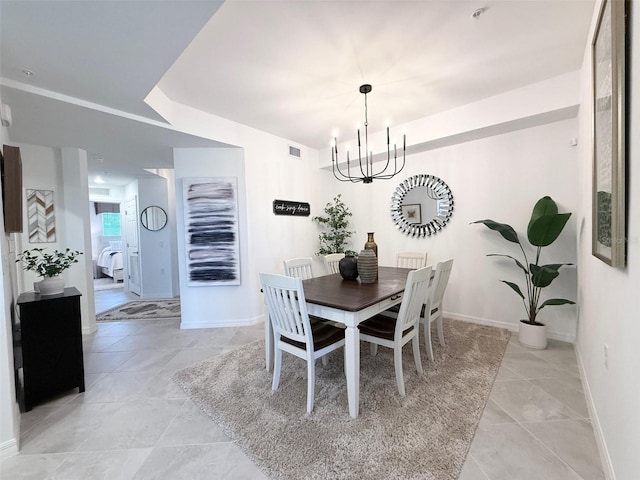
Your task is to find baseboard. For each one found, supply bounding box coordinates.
[575,344,616,480]
[445,311,576,343]
[180,314,264,330]
[0,437,18,460]
[138,293,174,300]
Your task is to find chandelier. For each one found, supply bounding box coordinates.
[331,84,406,184]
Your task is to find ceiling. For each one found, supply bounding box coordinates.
[0,0,595,187]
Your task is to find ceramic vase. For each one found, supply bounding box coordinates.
[357,248,378,283]
[518,320,547,349]
[338,255,359,280]
[364,232,378,257]
[38,275,65,296]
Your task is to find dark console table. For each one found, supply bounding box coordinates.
[14,287,85,412]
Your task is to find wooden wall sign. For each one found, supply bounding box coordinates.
[273,199,310,216]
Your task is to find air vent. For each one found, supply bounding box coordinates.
[89,187,110,196]
[288,145,301,158]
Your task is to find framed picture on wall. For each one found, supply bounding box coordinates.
[401,204,422,225]
[27,189,56,243]
[591,0,627,267]
[182,177,240,286]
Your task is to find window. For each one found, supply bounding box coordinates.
[102,212,121,237]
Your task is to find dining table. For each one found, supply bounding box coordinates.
[264,266,412,419]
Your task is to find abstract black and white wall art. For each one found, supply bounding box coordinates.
[27,189,56,243]
[183,177,240,286]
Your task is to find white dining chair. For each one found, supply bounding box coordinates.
[358,265,432,396]
[322,253,344,275]
[384,252,429,316]
[396,252,428,269]
[260,273,345,413]
[283,257,314,279]
[420,259,454,361]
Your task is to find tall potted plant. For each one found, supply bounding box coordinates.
[16,247,83,296]
[312,194,355,255]
[472,196,575,348]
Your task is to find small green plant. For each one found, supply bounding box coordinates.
[312,194,355,255]
[472,196,575,325]
[16,248,83,277]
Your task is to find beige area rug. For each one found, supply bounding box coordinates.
[173,320,510,480]
[96,299,181,321]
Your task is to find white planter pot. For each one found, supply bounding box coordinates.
[518,320,547,349]
[38,276,65,296]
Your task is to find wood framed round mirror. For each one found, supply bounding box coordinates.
[390,174,454,237]
[140,206,167,231]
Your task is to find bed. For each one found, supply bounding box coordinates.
[96,241,124,282]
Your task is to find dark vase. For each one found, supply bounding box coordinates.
[364,232,378,257]
[338,255,359,280]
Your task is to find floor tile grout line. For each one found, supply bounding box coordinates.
[518,419,592,480]
[467,452,493,480]
[150,398,190,450]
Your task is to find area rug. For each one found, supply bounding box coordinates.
[96,299,181,321]
[173,319,510,480]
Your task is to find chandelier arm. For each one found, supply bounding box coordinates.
[371,150,407,179]
[332,149,365,183]
[329,83,406,184]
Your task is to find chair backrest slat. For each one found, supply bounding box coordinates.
[283,257,314,279]
[396,266,432,335]
[261,273,311,345]
[323,253,344,274]
[429,259,454,310]
[396,252,428,269]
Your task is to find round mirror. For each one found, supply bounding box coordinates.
[140,206,167,231]
[390,174,454,237]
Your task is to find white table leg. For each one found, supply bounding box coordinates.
[344,325,359,418]
[265,313,273,372]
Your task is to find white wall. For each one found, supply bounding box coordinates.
[173,139,336,328]
[574,2,640,479]
[174,147,252,327]
[137,176,173,299]
[61,148,95,333]
[151,72,581,336]
[14,144,94,332]
[0,99,20,458]
[336,119,579,341]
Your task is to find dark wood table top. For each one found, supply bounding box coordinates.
[302,266,412,312]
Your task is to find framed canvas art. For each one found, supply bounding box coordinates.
[591,0,627,267]
[27,189,56,243]
[183,177,240,285]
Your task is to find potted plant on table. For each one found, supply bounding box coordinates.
[472,196,575,349]
[16,247,83,296]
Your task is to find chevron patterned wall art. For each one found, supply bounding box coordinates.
[27,189,56,243]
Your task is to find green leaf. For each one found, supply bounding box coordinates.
[528,196,558,228]
[487,254,528,274]
[471,220,520,244]
[527,197,571,246]
[539,298,576,309]
[527,213,571,246]
[530,263,565,287]
[500,280,525,299]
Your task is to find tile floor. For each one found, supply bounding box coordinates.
[1,288,605,479]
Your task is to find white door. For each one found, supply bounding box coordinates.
[124,196,141,295]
